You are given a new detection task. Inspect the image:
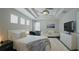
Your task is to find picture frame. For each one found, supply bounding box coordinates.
[47,24,55,28]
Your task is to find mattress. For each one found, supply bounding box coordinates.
[13,35,51,51]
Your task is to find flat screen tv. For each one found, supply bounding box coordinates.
[64,21,75,32]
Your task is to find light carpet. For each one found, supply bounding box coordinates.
[48,38,69,51]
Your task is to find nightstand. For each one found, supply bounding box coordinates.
[0,40,13,51]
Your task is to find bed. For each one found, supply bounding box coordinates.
[8,30,51,51]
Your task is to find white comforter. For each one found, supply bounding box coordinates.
[13,35,51,51]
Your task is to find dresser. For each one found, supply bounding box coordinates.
[60,33,77,50]
[0,40,13,51]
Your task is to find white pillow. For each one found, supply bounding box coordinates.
[9,32,21,40]
[20,32,27,38]
[8,30,28,40]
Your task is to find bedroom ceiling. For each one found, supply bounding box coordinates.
[14,8,76,20]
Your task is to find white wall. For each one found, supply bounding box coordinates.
[0,8,32,41]
[59,9,77,33]
[36,15,59,33]
[76,9,79,50]
[40,20,59,33]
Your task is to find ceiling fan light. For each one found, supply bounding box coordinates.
[43,12,48,15]
[43,10,49,15]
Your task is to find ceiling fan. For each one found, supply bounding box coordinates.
[36,8,54,15]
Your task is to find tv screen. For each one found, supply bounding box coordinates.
[64,21,75,32]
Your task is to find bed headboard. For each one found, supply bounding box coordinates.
[8,30,27,40]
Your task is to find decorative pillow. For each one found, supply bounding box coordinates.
[20,32,27,38]
[25,31,29,35]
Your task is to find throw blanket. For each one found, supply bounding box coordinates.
[27,39,51,51]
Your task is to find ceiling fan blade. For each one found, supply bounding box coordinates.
[46,8,54,10]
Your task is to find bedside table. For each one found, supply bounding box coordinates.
[0,40,13,51]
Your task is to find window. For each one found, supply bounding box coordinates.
[34,22,40,31]
[10,14,18,24]
[20,17,25,25]
[26,20,30,25]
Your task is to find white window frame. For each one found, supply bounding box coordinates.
[10,14,18,24]
[20,17,25,25]
[26,20,30,25]
[34,22,40,31]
